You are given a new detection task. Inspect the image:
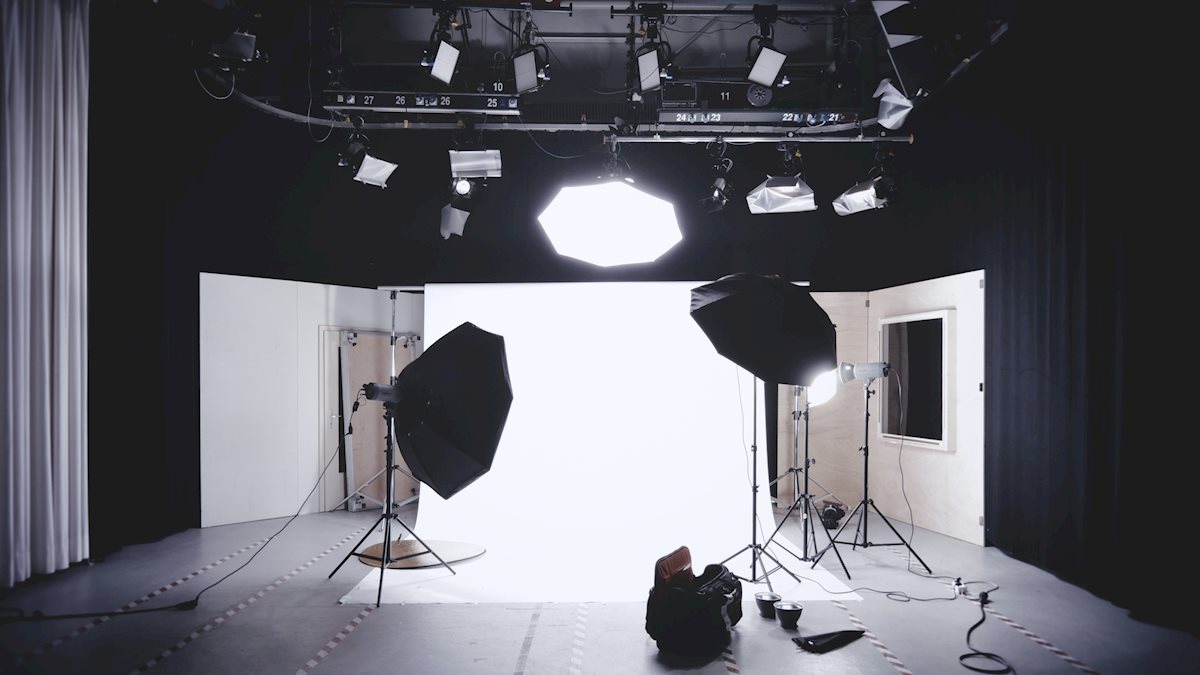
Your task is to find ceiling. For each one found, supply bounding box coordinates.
[162,0,1011,139]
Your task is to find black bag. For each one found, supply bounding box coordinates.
[645,547,743,657]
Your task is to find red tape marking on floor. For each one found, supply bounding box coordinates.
[128,526,368,675]
[15,537,269,664]
[902,555,1101,675]
[722,647,740,673]
[985,607,1100,674]
[832,600,913,675]
[293,606,375,675]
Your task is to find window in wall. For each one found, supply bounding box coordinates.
[880,311,948,444]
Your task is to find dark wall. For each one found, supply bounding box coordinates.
[90,1,1180,632]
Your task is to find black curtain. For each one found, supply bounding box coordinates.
[901,5,1190,634]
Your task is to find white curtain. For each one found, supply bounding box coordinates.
[1,0,90,587]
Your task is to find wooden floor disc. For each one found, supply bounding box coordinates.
[357,539,485,569]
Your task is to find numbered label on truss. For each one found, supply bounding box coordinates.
[324,91,520,116]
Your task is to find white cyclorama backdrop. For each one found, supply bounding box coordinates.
[342,282,856,604]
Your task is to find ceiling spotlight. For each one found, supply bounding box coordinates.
[833,177,890,216]
[747,143,817,214]
[513,34,551,94]
[747,5,785,86]
[705,176,734,212]
[746,175,816,214]
[448,149,502,179]
[513,49,539,94]
[439,147,499,239]
[209,30,257,63]
[440,203,470,239]
[441,179,486,239]
[338,124,394,187]
[637,45,663,92]
[426,8,463,85]
[429,39,460,85]
[874,78,913,129]
[633,6,672,93]
[338,132,368,170]
[834,145,898,216]
[440,149,499,239]
[748,45,786,87]
[354,154,398,188]
[701,140,735,213]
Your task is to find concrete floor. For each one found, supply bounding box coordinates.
[1,505,1196,675]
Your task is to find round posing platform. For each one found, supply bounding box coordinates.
[357,539,486,569]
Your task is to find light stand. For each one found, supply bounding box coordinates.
[811,377,931,575]
[328,404,455,607]
[765,386,849,577]
[719,377,804,589]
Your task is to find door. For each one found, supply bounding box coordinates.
[320,329,419,511]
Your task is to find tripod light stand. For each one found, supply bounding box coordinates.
[718,376,804,588]
[328,321,514,607]
[764,375,849,578]
[812,362,931,574]
[689,273,838,591]
[328,404,455,607]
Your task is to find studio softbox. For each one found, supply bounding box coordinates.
[389,322,513,499]
[689,273,836,386]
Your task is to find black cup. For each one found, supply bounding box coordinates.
[755,592,782,618]
[774,600,804,629]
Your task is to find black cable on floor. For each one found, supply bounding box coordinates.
[958,592,1015,674]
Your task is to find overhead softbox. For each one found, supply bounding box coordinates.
[689,273,836,386]
[389,322,513,500]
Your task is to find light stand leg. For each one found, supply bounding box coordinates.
[813,379,930,577]
[329,467,387,512]
[328,409,457,607]
[721,377,805,589]
[328,512,388,579]
[376,414,396,607]
[762,389,849,577]
[867,500,933,573]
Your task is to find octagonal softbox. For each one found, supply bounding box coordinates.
[389,322,513,500]
[690,273,836,386]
